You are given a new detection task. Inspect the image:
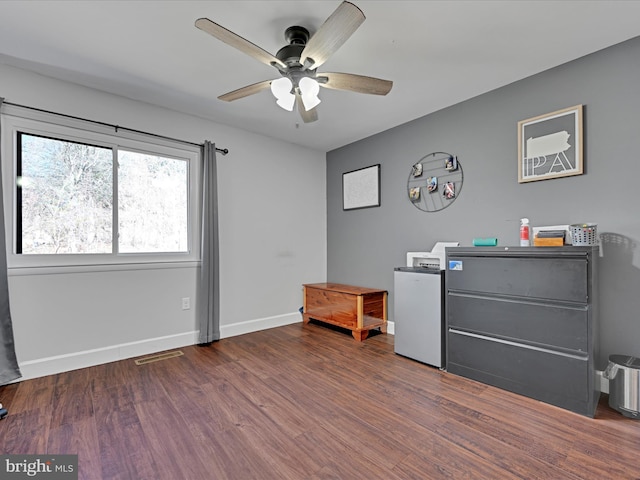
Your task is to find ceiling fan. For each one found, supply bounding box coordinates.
[195,1,393,123]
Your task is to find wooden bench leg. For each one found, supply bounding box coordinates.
[352,330,369,342]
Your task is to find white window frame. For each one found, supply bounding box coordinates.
[1,107,201,271]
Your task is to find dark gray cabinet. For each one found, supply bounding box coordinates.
[445,246,599,417]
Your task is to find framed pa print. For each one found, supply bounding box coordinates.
[518,105,583,183]
[342,164,380,210]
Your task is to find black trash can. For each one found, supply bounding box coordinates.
[603,355,640,419]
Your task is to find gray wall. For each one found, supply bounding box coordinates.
[327,36,640,368]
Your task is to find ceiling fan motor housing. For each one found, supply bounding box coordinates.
[276,26,310,67]
[284,26,309,46]
[275,25,318,90]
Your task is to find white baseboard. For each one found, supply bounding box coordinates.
[386,320,395,335]
[15,312,303,382]
[597,369,609,394]
[17,331,199,382]
[220,312,302,338]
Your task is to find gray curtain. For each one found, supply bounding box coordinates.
[196,141,220,344]
[0,98,22,384]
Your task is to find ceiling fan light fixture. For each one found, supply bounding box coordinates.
[271,77,293,97]
[299,77,321,111]
[301,93,321,112]
[271,77,295,111]
[276,95,296,111]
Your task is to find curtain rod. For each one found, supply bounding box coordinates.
[2,101,229,156]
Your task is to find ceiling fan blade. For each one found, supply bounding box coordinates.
[318,72,393,96]
[195,18,286,69]
[295,93,319,123]
[218,79,275,102]
[300,1,365,69]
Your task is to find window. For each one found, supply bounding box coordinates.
[2,111,200,269]
[18,133,114,255]
[117,149,188,254]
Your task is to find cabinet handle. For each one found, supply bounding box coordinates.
[448,328,588,360]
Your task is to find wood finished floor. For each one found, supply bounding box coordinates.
[1,321,639,480]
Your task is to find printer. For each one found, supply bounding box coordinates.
[406,242,460,270]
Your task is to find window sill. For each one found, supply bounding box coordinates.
[8,260,201,277]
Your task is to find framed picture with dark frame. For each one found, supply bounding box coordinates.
[518,104,583,183]
[342,164,380,210]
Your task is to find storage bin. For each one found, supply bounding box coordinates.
[570,223,598,246]
[603,354,640,419]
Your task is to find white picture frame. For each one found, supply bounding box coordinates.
[342,164,381,210]
[518,105,583,183]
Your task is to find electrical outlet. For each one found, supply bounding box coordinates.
[181,297,190,310]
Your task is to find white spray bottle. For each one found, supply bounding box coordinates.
[520,218,531,247]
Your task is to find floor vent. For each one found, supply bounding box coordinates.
[134,350,184,365]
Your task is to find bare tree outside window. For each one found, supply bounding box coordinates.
[118,150,188,253]
[17,133,189,256]
[19,134,113,254]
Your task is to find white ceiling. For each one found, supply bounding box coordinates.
[2,1,640,152]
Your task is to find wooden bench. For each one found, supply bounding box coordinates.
[302,283,387,341]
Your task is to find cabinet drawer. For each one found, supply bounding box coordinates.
[447,330,590,412]
[447,293,589,353]
[447,256,588,303]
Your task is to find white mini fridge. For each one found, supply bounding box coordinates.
[393,267,445,368]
